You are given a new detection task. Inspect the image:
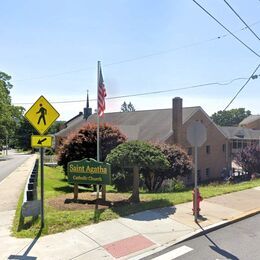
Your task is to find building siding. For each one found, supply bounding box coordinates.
[179,110,227,184]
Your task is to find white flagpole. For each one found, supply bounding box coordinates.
[97,60,100,162]
[96,61,101,203]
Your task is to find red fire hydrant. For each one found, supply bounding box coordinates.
[192,188,203,215]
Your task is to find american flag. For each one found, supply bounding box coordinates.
[98,65,106,117]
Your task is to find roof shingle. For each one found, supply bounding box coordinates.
[56,107,200,142]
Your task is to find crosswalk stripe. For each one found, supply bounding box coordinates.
[152,245,193,260]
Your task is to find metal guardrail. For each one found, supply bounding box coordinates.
[21,159,41,217]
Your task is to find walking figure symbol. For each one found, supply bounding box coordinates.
[37,103,47,125]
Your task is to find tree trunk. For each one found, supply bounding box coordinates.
[130,165,140,203]
[74,184,78,200]
[155,177,164,192]
[144,172,151,191]
[102,185,106,201]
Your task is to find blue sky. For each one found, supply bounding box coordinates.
[2,0,260,120]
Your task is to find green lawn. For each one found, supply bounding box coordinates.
[12,166,260,238]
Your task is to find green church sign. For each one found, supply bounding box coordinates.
[68,158,111,185]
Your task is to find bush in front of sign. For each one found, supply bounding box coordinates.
[57,123,127,175]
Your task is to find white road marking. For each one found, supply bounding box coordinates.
[152,245,193,260]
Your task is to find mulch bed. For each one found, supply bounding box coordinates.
[47,192,138,210]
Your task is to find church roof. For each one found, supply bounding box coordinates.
[55,107,200,142]
[220,126,260,140]
[239,115,260,126]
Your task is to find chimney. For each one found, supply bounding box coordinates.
[172,97,183,144]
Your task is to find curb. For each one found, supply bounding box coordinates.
[133,208,260,260]
[177,208,260,244]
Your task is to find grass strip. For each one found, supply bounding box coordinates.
[12,166,260,238]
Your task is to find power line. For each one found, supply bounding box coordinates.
[223,0,260,41]
[224,63,260,110]
[13,76,256,106]
[12,66,96,82]
[11,38,220,82]
[12,19,260,83]
[240,20,260,31]
[192,0,260,58]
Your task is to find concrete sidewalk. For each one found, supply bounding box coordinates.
[0,156,259,260]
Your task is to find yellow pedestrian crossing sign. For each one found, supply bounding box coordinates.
[25,95,60,135]
[31,135,53,148]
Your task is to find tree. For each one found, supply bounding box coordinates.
[0,72,13,142]
[0,72,24,146]
[57,123,127,174]
[14,117,37,150]
[121,101,135,112]
[106,141,170,202]
[0,72,13,89]
[142,143,193,192]
[211,108,251,126]
[47,120,66,134]
[14,118,65,150]
[235,144,260,175]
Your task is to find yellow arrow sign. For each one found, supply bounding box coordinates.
[25,96,60,135]
[31,135,53,148]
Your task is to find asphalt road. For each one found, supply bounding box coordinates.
[145,214,260,260]
[0,151,30,183]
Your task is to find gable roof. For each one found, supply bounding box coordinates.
[55,113,85,137]
[220,126,260,140]
[55,107,200,142]
[65,112,83,126]
[239,115,260,126]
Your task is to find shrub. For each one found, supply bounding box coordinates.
[57,123,126,174]
[106,141,170,202]
[112,170,133,192]
[158,178,185,192]
[235,144,260,174]
[142,143,193,192]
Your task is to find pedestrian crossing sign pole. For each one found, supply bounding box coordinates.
[24,95,60,228]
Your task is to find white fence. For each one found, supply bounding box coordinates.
[44,155,58,167]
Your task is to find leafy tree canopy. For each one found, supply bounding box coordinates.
[235,144,260,174]
[106,141,170,202]
[47,121,65,134]
[121,101,135,112]
[0,72,13,91]
[211,108,251,126]
[0,72,24,146]
[14,117,37,150]
[15,117,65,150]
[106,141,169,169]
[142,143,192,192]
[57,123,126,174]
